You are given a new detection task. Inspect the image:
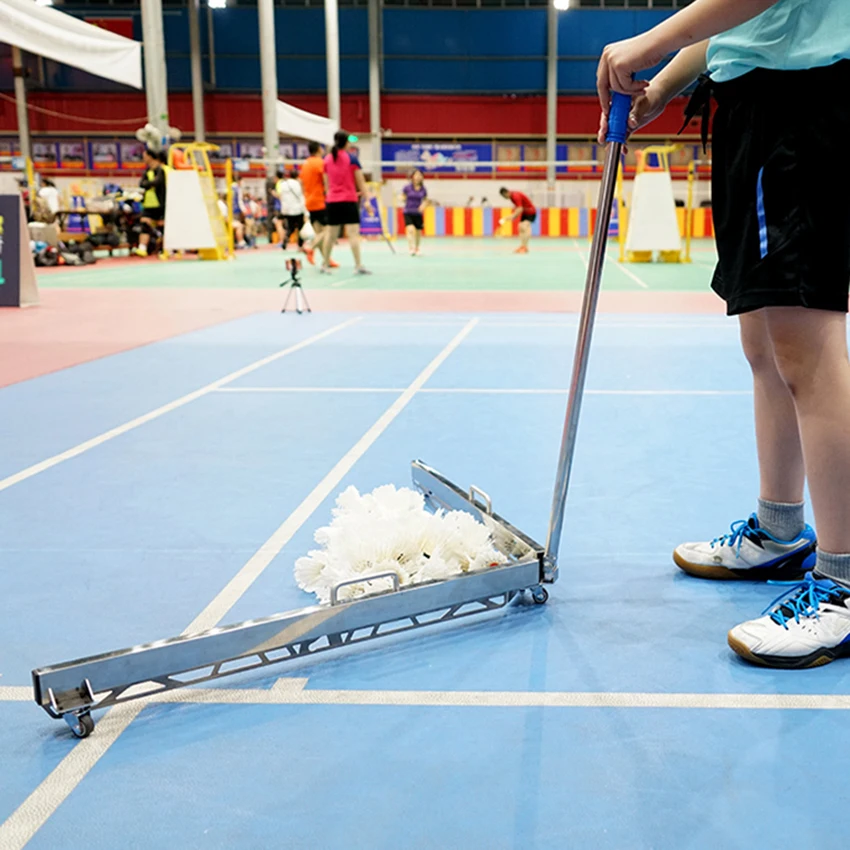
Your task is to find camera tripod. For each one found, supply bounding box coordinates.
[280,257,311,314]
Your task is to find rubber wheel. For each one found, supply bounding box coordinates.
[73,713,94,739]
[531,587,549,605]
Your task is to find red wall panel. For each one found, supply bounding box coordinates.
[84,18,135,40]
[0,92,697,138]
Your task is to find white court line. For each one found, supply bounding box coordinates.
[5,680,849,712]
[216,386,405,394]
[215,387,753,397]
[0,318,478,850]
[329,274,362,288]
[421,388,751,396]
[0,318,360,495]
[360,321,468,327]
[154,679,850,711]
[614,262,650,289]
[0,686,31,702]
[577,250,589,272]
[474,321,734,329]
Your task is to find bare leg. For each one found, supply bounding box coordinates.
[135,216,154,255]
[347,224,364,270]
[767,307,850,553]
[323,224,341,270]
[739,310,805,504]
[310,222,326,261]
[274,217,285,246]
[414,228,422,253]
[406,224,416,254]
[519,221,531,250]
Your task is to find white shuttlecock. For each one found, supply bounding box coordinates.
[294,485,507,602]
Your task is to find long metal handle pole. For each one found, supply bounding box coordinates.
[544,109,628,575]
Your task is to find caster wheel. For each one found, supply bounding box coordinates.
[530,586,549,605]
[66,712,94,739]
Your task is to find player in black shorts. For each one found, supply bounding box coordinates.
[596,0,850,668]
[400,169,428,256]
[498,187,536,254]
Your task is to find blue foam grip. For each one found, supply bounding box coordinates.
[606,92,632,145]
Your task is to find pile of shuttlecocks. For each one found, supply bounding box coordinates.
[135,123,182,153]
[295,484,507,604]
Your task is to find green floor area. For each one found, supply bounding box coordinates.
[38,238,718,292]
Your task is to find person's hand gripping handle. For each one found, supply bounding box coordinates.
[606,91,632,145]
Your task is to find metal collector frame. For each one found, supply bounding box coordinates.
[31,94,630,737]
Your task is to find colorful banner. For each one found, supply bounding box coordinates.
[388,206,713,239]
[382,141,493,174]
[237,142,265,171]
[280,142,310,161]
[209,142,234,162]
[359,195,384,236]
[32,142,58,168]
[0,139,22,171]
[59,141,86,170]
[608,200,619,238]
[0,194,19,306]
[90,141,119,170]
[119,142,145,170]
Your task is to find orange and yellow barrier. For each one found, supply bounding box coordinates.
[391,206,713,238]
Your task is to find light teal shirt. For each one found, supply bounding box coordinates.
[707,0,850,83]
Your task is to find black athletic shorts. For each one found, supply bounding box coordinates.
[308,208,328,227]
[710,60,850,315]
[404,212,424,231]
[142,206,164,222]
[327,201,361,227]
[521,211,537,224]
[284,214,304,233]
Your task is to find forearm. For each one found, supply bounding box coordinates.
[651,40,708,102]
[651,0,778,56]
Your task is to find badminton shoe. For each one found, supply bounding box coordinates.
[728,573,850,668]
[303,247,316,265]
[673,514,816,581]
[329,259,340,269]
[514,246,528,255]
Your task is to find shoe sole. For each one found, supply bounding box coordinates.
[672,545,815,581]
[673,550,743,579]
[727,632,848,669]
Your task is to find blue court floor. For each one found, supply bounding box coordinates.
[1,312,849,849]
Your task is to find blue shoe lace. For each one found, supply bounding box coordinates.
[711,516,761,557]
[763,573,848,630]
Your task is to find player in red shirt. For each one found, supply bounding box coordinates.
[499,187,536,254]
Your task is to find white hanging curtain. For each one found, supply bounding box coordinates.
[276,100,339,146]
[0,0,142,88]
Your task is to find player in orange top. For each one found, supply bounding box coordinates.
[499,186,536,254]
[299,141,337,267]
